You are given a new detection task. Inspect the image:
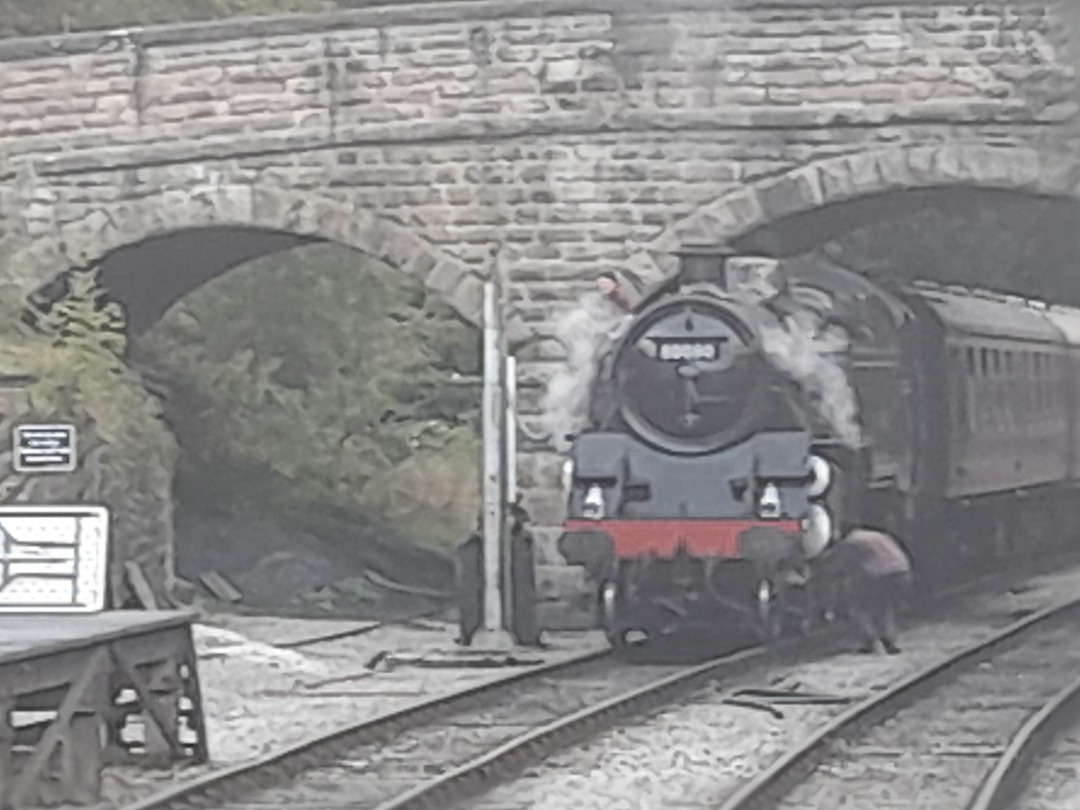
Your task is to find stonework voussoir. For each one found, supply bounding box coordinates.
[817,153,863,204]
[754,166,826,222]
[373,225,426,273]
[871,150,916,193]
[1036,152,1080,196]
[903,145,943,187]
[447,272,484,324]
[425,258,469,298]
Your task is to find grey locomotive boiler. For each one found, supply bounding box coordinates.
[558,246,1080,653]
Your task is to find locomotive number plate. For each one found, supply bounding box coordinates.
[656,340,720,362]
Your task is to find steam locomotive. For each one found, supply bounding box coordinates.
[557,246,1080,652]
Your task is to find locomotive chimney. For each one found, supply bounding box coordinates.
[675,243,736,288]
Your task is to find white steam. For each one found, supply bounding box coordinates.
[757,308,863,449]
[539,292,631,452]
[536,270,863,452]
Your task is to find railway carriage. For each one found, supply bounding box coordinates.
[557,246,1080,653]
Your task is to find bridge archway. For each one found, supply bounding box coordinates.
[12,183,483,331]
[5,182,487,613]
[650,144,1080,283]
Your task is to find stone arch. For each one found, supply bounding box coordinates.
[9,182,484,325]
[650,143,1080,272]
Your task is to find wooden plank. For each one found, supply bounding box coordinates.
[179,628,209,763]
[0,619,207,806]
[0,611,195,666]
[62,715,102,804]
[123,562,159,610]
[198,571,242,603]
[108,649,185,760]
[0,693,12,804]
[0,624,191,697]
[0,648,107,697]
[12,686,72,711]
[9,647,108,807]
[109,627,192,670]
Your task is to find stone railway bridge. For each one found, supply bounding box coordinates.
[2,0,1080,619]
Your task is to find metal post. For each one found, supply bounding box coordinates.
[502,355,518,631]
[505,356,517,501]
[480,281,508,639]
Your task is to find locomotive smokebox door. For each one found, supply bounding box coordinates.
[675,243,736,287]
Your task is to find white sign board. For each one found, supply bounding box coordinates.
[13,424,77,473]
[0,506,109,613]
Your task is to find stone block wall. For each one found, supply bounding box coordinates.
[0,0,1077,591]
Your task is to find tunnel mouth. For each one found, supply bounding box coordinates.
[726,187,1080,308]
[30,231,483,619]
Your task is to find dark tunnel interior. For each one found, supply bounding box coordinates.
[732,186,1080,307]
[32,227,326,337]
[99,227,325,336]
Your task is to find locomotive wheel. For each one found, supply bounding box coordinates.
[599,580,619,635]
[756,580,784,642]
[600,580,645,652]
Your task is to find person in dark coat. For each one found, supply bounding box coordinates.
[820,526,913,655]
[455,524,484,647]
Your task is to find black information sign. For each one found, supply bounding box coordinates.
[13,424,77,473]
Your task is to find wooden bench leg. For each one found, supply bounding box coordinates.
[60,714,102,804]
[179,628,208,764]
[108,648,184,767]
[0,696,13,810]
[8,648,108,808]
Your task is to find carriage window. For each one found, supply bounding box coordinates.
[1031,355,1040,411]
[967,347,976,376]
[1038,354,1048,412]
[980,348,989,377]
[992,350,1001,376]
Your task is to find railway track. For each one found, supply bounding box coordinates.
[122,550,1080,810]
[121,644,609,810]
[968,669,1080,810]
[718,593,1080,810]
[123,640,796,810]
[272,607,449,651]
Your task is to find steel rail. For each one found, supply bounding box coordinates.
[122,547,1080,810]
[274,605,450,650]
[717,593,1080,810]
[369,643,773,810]
[967,669,1080,810]
[127,628,840,810]
[346,554,1080,810]
[292,557,1080,810]
[119,646,612,810]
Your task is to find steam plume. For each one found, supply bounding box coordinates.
[539,292,631,452]
[757,308,863,449]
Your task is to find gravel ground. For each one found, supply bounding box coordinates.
[778,620,1080,810]
[212,656,690,810]
[98,615,606,807]
[1017,727,1080,809]
[460,565,1080,810]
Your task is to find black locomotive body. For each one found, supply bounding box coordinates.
[557,247,1080,651]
